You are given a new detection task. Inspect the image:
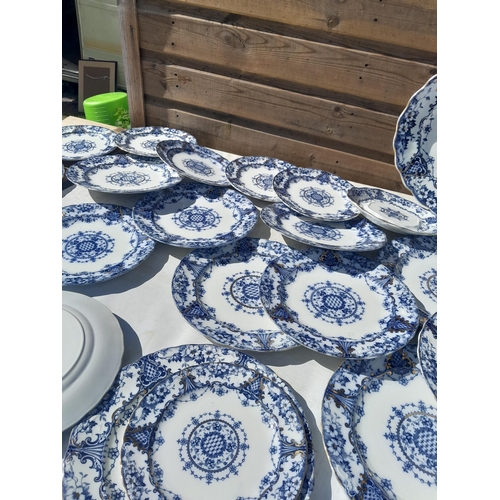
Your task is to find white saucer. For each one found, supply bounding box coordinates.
[62,291,124,431]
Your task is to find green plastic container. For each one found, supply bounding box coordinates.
[83,92,128,126]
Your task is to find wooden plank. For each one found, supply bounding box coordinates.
[117,0,146,126]
[141,0,437,54]
[137,11,436,110]
[142,60,398,160]
[144,103,410,194]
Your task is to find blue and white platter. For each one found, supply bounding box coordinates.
[156,140,232,186]
[122,362,308,500]
[260,202,387,252]
[273,167,360,221]
[225,156,296,201]
[62,291,124,431]
[114,126,197,157]
[62,344,315,500]
[132,182,258,248]
[394,75,437,214]
[62,125,117,161]
[62,203,156,286]
[418,312,437,398]
[347,187,437,236]
[351,354,437,500]
[260,248,419,358]
[322,345,427,500]
[172,238,299,351]
[66,154,183,193]
[377,236,437,317]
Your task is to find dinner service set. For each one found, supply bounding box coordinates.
[63,75,438,499]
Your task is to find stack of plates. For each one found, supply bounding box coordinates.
[62,344,315,500]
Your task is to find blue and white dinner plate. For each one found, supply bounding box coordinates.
[225,156,296,201]
[114,126,197,157]
[260,202,387,251]
[347,187,437,235]
[66,154,183,193]
[394,75,437,214]
[172,238,299,351]
[273,167,360,221]
[62,203,156,286]
[132,182,258,248]
[322,345,421,500]
[418,312,437,398]
[156,140,231,186]
[351,356,437,500]
[122,362,307,500]
[62,344,315,500]
[260,248,419,358]
[62,125,117,161]
[377,235,437,317]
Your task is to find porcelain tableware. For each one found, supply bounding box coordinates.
[66,154,183,193]
[132,182,258,248]
[260,248,419,358]
[62,203,156,286]
[347,186,437,235]
[62,344,315,500]
[394,75,437,213]
[225,156,296,201]
[418,312,437,397]
[273,167,360,221]
[156,140,232,186]
[260,202,387,251]
[121,362,308,500]
[62,291,124,431]
[321,345,420,499]
[62,125,117,161]
[172,238,299,351]
[351,360,437,500]
[114,126,197,157]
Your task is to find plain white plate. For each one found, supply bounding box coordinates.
[62,291,124,431]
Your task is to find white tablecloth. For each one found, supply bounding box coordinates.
[62,149,418,499]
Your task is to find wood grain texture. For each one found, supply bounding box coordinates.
[142,60,398,160]
[137,11,435,109]
[140,0,437,54]
[117,0,146,126]
[144,103,410,194]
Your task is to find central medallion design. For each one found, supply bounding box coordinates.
[106,171,150,186]
[252,173,273,191]
[182,159,215,177]
[293,221,341,241]
[299,187,334,207]
[63,139,96,154]
[173,207,221,231]
[302,281,365,326]
[62,230,114,263]
[223,271,263,314]
[178,411,249,484]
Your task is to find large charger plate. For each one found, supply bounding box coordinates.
[394,75,437,214]
[157,140,232,186]
[62,291,124,431]
[132,182,258,248]
[260,202,387,252]
[225,156,296,201]
[260,248,419,358]
[350,358,437,500]
[377,235,437,317]
[62,344,315,500]
[66,154,183,193]
[321,345,419,500]
[62,203,156,286]
[62,125,117,161]
[347,187,437,236]
[114,126,197,157]
[172,238,299,351]
[121,362,308,500]
[273,167,360,222]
